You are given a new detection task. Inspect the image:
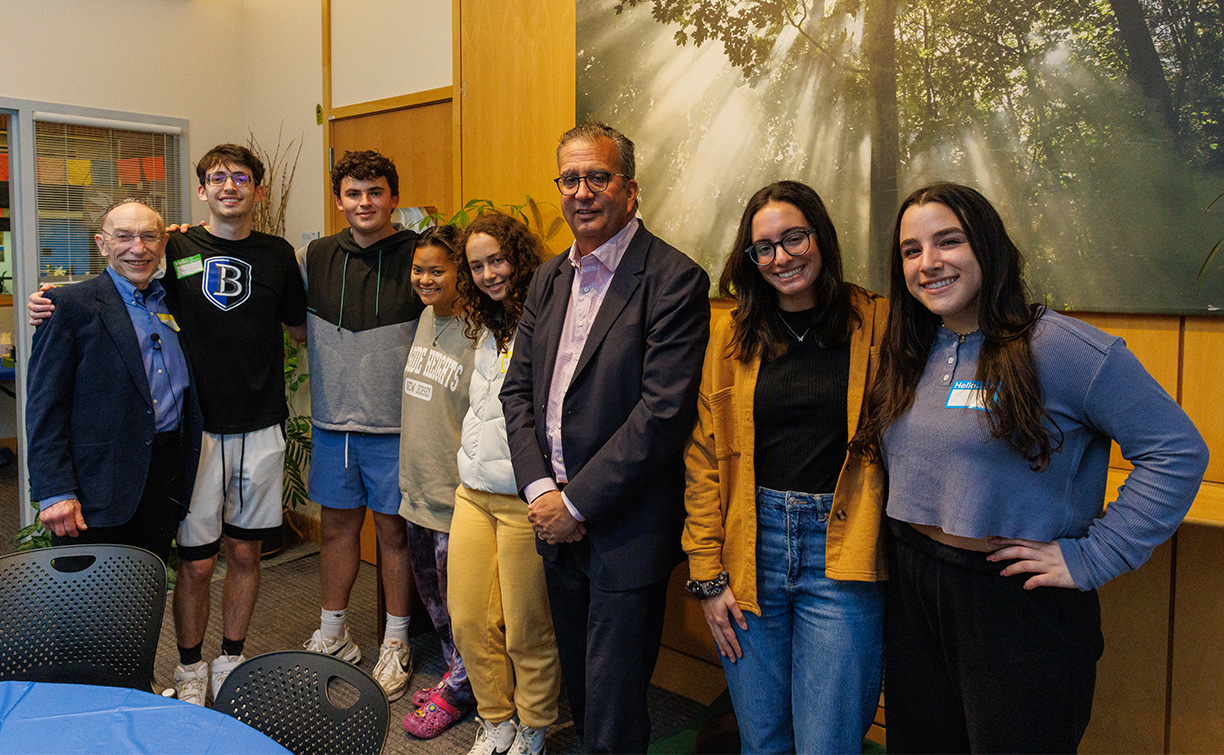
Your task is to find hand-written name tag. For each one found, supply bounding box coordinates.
[946,380,988,411]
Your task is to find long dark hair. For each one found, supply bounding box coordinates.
[850,182,1058,470]
[454,213,546,353]
[718,181,862,362]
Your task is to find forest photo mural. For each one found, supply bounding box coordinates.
[578,0,1224,313]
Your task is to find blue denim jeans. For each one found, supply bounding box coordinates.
[721,487,885,754]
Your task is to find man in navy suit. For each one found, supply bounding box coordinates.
[27,199,201,565]
[501,122,710,753]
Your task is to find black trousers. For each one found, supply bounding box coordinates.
[543,538,669,755]
[52,432,186,566]
[884,519,1103,754]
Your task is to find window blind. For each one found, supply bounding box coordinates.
[34,119,182,283]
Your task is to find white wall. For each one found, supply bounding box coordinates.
[1,0,325,242]
[241,0,325,247]
[330,0,452,107]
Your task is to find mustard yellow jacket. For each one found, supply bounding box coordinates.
[683,290,889,616]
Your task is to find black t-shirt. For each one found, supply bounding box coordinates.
[753,308,850,494]
[163,226,307,433]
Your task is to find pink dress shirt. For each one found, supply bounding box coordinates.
[522,218,641,520]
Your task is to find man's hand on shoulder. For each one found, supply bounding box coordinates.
[165,220,207,235]
[528,490,587,545]
[28,283,56,326]
[39,499,87,537]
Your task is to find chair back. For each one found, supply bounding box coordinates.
[0,544,166,690]
[213,650,389,755]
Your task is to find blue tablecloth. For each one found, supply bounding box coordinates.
[0,681,291,754]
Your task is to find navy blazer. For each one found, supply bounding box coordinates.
[26,272,203,528]
[501,223,710,590]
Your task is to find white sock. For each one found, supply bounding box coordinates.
[384,613,410,644]
[321,608,347,640]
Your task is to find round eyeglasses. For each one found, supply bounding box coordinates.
[744,228,816,265]
[554,171,629,196]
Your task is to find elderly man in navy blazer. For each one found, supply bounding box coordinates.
[27,199,201,565]
[501,121,711,753]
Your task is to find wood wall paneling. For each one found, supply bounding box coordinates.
[1169,525,1224,752]
[1067,312,1182,472]
[458,0,575,255]
[1079,539,1173,753]
[1180,317,1224,485]
[328,102,454,233]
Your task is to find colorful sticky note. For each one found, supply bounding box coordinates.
[37,156,66,185]
[116,157,141,184]
[92,158,116,187]
[67,159,92,186]
[141,156,165,181]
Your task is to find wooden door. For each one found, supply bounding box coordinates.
[328,101,454,234]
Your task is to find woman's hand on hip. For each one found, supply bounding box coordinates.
[986,536,1079,589]
[701,586,747,661]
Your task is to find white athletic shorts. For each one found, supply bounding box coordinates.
[177,423,285,560]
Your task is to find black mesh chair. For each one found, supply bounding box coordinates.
[213,650,389,755]
[0,544,166,690]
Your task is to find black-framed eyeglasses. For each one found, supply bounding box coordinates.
[101,229,165,246]
[744,228,816,266]
[553,171,628,196]
[205,172,254,187]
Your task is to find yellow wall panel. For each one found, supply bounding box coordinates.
[1067,312,1181,472]
[1181,317,1224,485]
[1170,525,1224,752]
[1080,539,1172,753]
[458,0,575,255]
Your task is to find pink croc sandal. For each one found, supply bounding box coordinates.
[403,691,469,739]
[410,672,449,708]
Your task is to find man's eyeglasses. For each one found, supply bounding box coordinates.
[101,229,164,246]
[205,172,254,187]
[744,228,817,266]
[554,171,628,196]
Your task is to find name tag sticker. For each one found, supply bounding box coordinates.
[174,254,204,279]
[499,350,513,374]
[946,380,988,411]
[156,313,180,332]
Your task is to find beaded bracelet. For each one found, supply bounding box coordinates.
[684,571,729,599]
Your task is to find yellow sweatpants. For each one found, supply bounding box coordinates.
[448,484,561,727]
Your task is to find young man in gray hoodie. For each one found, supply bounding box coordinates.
[297,150,424,701]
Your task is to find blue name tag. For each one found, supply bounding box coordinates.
[946,380,988,411]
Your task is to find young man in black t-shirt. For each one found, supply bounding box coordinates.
[164,144,307,705]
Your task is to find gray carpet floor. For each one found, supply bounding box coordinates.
[0,458,707,754]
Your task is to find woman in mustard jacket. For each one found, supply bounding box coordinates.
[684,181,888,754]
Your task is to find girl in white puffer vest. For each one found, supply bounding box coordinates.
[449,212,558,755]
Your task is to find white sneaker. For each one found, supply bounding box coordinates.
[303,627,362,664]
[508,724,545,755]
[371,637,413,701]
[173,660,209,706]
[468,717,518,755]
[210,654,246,698]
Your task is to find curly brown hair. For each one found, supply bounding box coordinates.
[330,150,398,197]
[454,213,546,353]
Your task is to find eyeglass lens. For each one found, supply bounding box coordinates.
[746,229,812,264]
[207,172,252,186]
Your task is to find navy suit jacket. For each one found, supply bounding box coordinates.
[26,272,203,528]
[501,222,710,590]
